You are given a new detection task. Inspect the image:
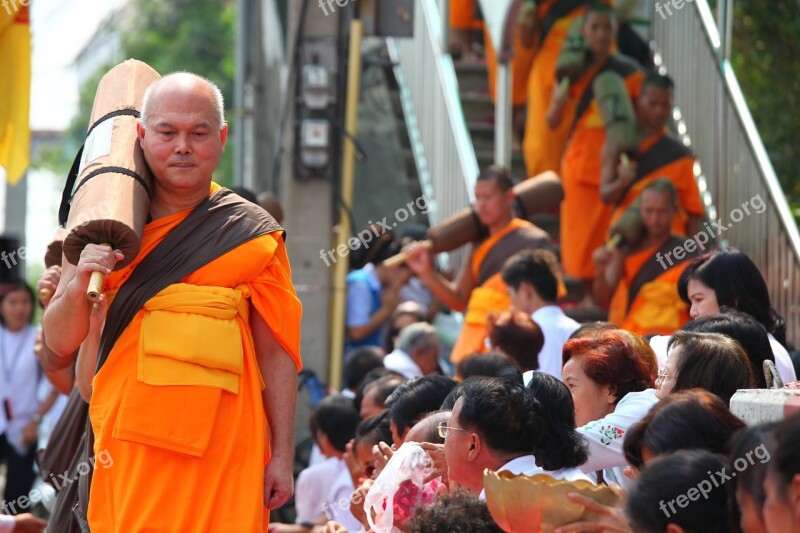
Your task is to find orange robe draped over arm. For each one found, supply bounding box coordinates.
[450,218,550,363]
[87,183,302,532]
[522,1,596,176]
[608,239,691,336]
[560,56,643,281]
[608,131,704,237]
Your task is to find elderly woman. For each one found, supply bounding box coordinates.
[561,329,658,487]
[656,331,755,405]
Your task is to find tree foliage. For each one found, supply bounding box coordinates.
[36,0,236,184]
[731,0,800,205]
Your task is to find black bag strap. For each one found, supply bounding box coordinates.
[58,108,151,228]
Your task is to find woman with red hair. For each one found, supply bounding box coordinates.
[561,329,658,487]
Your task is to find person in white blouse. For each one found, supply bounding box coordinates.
[676,249,797,385]
[0,282,43,513]
[562,329,659,488]
[501,249,579,381]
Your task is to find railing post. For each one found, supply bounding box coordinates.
[495,63,512,169]
[440,0,450,54]
[716,0,733,61]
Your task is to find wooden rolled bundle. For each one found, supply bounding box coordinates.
[61,59,161,300]
[606,204,645,249]
[44,227,67,269]
[384,172,564,267]
[554,18,590,92]
[593,71,639,156]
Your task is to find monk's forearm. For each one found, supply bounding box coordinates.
[43,281,92,357]
[39,329,78,371]
[260,350,298,460]
[76,329,101,402]
[44,366,75,395]
[419,271,468,312]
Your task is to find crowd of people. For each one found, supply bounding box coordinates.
[311,3,800,531]
[1,2,799,532]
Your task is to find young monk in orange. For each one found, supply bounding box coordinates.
[403,166,551,363]
[593,179,696,335]
[521,0,606,176]
[548,3,643,294]
[601,71,704,238]
[43,73,302,531]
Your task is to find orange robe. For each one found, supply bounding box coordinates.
[88,183,302,532]
[608,237,691,335]
[451,218,550,363]
[560,56,643,280]
[484,23,535,107]
[608,131,704,237]
[522,1,597,176]
[450,0,482,31]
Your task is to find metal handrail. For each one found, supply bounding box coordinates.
[652,0,800,344]
[387,0,480,268]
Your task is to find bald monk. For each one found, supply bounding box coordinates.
[403,166,551,363]
[548,3,643,291]
[42,73,302,531]
[521,0,606,176]
[601,71,704,237]
[593,179,696,336]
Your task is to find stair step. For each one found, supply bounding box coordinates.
[460,91,495,123]
[454,61,490,92]
[475,148,527,178]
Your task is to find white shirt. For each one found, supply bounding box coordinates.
[0,514,14,533]
[479,455,593,500]
[768,334,797,385]
[531,306,580,379]
[578,389,659,476]
[295,456,359,528]
[0,325,40,453]
[479,455,541,500]
[383,348,422,379]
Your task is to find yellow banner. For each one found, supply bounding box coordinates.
[0,3,31,185]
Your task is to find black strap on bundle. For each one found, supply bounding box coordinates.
[57,108,151,228]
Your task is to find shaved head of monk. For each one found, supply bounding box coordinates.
[582,3,617,64]
[474,165,516,232]
[137,73,229,218]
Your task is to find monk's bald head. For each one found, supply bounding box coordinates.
[140,72,225,131]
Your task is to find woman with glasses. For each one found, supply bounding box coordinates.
[656,331,755,405]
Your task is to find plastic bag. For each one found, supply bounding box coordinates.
[364,442,438,532]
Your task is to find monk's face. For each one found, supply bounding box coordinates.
[474,180,514,229]
[637,85,673,132]
[138,77,228,195]
[583,12,617,60]
[639,189,674,240]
